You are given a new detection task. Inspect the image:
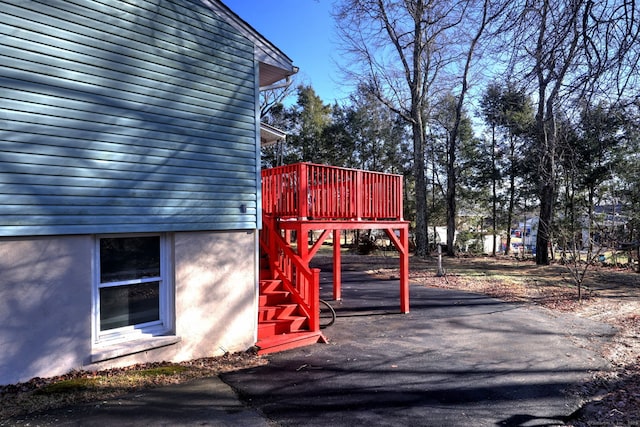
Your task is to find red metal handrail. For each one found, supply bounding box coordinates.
[260,215,320,332]
[262,163,403,221]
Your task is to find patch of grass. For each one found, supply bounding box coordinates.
[35,377,101,395]
[32,365,190,397]
[134,365,190,377]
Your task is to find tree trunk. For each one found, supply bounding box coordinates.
[446,132,456,256]
[444,0,491,256]
[504,135,516,255]
[409,0,429,258]
[491,125,497,256]
[536,183,553,265]
[413,119,429,257]
[534,105,558,265]
[535,100,555,265]
[587,187,595,254]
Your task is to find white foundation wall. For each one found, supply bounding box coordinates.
[0,236,93,385]
[0,231,258,385]
[172,230,258,360]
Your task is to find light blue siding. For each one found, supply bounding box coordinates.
[0,0,259,235]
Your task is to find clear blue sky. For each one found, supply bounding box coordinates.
[222,0,348,104]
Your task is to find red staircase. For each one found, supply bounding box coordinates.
[256,278,325,354]
[255,214,326,354]
[256,162,410,354]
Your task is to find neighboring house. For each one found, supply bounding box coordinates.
[510,217,539,254]
[509,207,629,255]
[0,0,296,385]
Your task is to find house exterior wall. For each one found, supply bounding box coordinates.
[0,230,256,385]
[0,1,268,385]
[0,0,258,236]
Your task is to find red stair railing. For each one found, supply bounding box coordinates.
[260,215,320,332]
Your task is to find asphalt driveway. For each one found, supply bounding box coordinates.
[7,270,615,427]
[221,270,615,426]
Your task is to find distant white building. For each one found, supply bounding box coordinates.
[510,217,539,254]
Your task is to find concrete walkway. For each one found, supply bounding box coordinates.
[7,271,614,426]
[2,376,270,427]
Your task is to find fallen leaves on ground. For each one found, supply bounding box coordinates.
[577,312,640,426]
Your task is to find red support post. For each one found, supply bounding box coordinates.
[333,229,342,301]
[399,226,409,313]
[297,223,308,261]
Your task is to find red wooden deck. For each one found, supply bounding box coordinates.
[262,162,404,221]
[257,163,409,353]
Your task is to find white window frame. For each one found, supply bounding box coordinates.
[92,233,173,345]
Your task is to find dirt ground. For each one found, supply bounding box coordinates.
[1,254,638,425]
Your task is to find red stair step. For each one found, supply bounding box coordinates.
[259,269,272,280]
[272,303,299,318]
[258,304,299,322]
[259,279,283,293]
[258,306,278,322]
[259,290,290,306]
[258,316,308,339]
[256,331,327,355]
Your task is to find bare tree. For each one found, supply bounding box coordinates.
[501,0,640,265]
[444,0,507,255]
[260,79,297,118]
[334,0,460,257]
[335,0,509,257]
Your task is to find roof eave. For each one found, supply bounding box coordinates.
[260,122,287,147]
[203,0,298,86]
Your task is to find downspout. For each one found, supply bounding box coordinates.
[254,56,261,346]
[254,67,298,343]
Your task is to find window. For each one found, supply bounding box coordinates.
[94,234,172,344]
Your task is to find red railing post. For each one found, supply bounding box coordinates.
[299,163,309,220]
[355,169,363,220]
[333,229,342,301]
[398,175,404,220]
[309,268,321,331]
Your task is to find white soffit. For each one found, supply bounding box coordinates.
[260,122,287,146]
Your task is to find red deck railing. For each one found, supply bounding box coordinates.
[262,163,403,221]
